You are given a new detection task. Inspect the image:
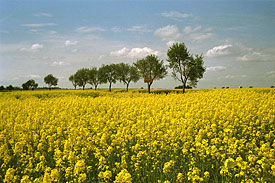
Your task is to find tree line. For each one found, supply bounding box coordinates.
[1,43,208,93]
[69,43,206,93]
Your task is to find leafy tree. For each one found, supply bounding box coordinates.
[69,74,77,89]
[134,55,167,93]
[98,64,118,92]
[175,85,192,89]
[116,63,140,92]
[167,42,206,93]
[0,86,4,91]
[74,68,90,90]
[88,67,101,90]
[22,79,38,90]
[6,85,14,91]
[44,74,58,90]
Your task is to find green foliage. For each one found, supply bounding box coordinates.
[69,74,77,89]
[134,55,167,93]
[175,85,192,89]
[98,64,119,92]
[22,79,38,90]
[116,63,140,91]
[44,74,58,89]
[6,85,14,91]
[74,68,90,90]
[167,42,206,93]
[0,86,5,91]
[87,67,101,90]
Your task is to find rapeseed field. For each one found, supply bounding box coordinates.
[0,89,274,182]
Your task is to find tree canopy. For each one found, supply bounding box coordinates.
[116,63,140,91]
[22,79,38,90]
[98,64,118,92]
[74,68,90,90]
[88,67,101,90]
[44,74,58,90]
[134,55,167,93]
[69,75,77,89]
[167,43,205,93]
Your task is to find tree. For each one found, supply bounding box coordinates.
[44,74,58,90]
[22,79,38,90]
[98,64,118,92]
[6,85,14,91]
[69,74,77,89]
[87,67,101,90]
[167,43,206,93]
[74,68,89,90]
[0,86,4,91]
[116,63,140,92]
[134,55,167,93]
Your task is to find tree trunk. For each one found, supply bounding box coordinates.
[74,86,76,90]
[83,85,85,90]
[109,82,112,92]
[148,83,151,93]
[95,85,97,90]
[126,83,129,92]
[182,82,186,94]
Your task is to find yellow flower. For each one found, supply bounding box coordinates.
[114,169,132,183]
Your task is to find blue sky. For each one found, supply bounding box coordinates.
[0,0,274,89]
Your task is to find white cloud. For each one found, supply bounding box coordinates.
[72,49,78,53]
[193,33,214,41]
[65,40,78,47]
[154,25,181,41]
[51,61,69,66]
[127,47,159,58]
[206,44,232,57]
[34,13,53,17]
[28,74,41,78]
[225,74,247,79]
[161,11,191,19]
[236,51,273,61]
[110,47,159,58]
[111,27,121,33]
[166,40,178,47]
[49,30,57,35]
[127,25,152,32]
[98,55,105,60]
[21,23,57,27]
[31,43,44,50]
[182,26,214,41]
[76,26,105,33]
[206,66,226,72]
[183,25,201,34]
[110,47,129,56]
[266,71,275,78]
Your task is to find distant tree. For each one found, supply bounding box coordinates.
[249,86,253,88]
[167,42,206,93]
[69,74,77,89]
[44,74,58,90]
[134,55,167,93]
[88,67,101,90]
[98,64,119,92]
[0,86,5,91]
[6,85,14,91]
[22,79,38,90]
[116,63,140,92]
[74,68,90,90]
[175,85,192,89]
[271,86,274,88]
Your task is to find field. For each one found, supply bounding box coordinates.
[0,89,274,183]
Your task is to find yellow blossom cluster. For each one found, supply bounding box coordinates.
[0,88,274,182]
